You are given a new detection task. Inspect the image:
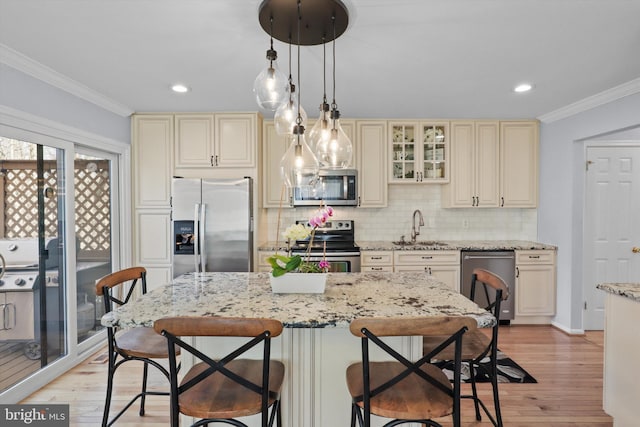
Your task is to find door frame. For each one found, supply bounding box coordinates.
[0,106,131,403]
[582,141,640,330]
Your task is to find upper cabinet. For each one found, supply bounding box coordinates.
[388,121,450,184]
[356,120,388,207]
[442,121,499,207]
[262,121,292,208]
[442,120,538,208]
[174,113,257,169]
[132,114,174,208]
[500,121,539,208]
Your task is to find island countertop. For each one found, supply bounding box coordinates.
[597,282,640,302]
[101,272,496,329]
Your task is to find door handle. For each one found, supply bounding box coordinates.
[633,247,640,253]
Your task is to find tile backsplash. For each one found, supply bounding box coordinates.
[265,185,537,242]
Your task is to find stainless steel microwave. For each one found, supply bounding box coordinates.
[292,169,358,206]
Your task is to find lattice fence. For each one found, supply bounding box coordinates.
[1,160,111,254]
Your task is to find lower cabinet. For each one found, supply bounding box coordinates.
[393,250,460,291]
[361,251,394,272]
[257,251,276,273]
[514,250,556,322]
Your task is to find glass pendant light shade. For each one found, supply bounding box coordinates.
[279,132,319,189]
[274,95,307,136]
[253,58,289,111]
[307,103,331,153]
[316,115,352,168]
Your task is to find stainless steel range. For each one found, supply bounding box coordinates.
[290,220,360,272]
[0,238,61,360]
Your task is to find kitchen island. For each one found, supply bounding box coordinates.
[103,272,494,427]
[597,283,640,427]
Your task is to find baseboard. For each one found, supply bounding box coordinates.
[551,321,585,336]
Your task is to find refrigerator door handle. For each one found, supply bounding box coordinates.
[194,203,201,273]
[199,203,207,273]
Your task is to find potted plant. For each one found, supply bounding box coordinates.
[267,205,333,293]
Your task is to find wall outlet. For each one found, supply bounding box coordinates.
[462,219,469,229]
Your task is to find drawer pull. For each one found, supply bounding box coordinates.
[528,255,540,259]
[421,256,433,260]
[371,256,382,260]
[372,267,383,271]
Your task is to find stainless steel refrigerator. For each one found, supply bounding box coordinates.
[171,177,253,277]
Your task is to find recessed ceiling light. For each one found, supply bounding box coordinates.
[171,84,190,93]
[514,83,533,93]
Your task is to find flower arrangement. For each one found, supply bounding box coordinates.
[267,205,333,277]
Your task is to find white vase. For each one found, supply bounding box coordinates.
[270,273,327,294]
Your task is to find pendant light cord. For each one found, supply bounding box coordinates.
[295,0,302,129]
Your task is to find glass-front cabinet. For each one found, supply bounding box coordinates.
[389,121,449,183]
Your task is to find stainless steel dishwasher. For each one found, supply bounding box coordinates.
[461,251,515,322]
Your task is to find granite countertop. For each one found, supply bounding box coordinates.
[258,240,557,252]
[102,272,496,329]
[597,283,640,302]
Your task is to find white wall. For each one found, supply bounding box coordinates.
[0,64,130,142]
[538,91,640,332]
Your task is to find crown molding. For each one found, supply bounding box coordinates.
[538,77,640,123]
[0,43,134,117]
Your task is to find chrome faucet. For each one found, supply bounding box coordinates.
[411,209,425,242]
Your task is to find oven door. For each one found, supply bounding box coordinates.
[292,252,361,273]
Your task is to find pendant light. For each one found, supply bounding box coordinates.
[253,17,289,111]
[317,15,352,169]
[307,39,331,156]
[274,38,307,136]
[279,0,319,189]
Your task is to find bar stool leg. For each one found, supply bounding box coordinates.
[139,363,149,416]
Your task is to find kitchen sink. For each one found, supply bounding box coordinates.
[392,240,415,246]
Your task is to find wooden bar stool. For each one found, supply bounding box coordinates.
[154,316,285,427]
[96,266,177,426]
[346,316,477,427]
[422,268,509,427]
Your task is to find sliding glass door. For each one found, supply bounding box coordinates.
[0,137,67,391]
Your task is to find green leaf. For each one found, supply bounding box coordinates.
[285,255,302,271]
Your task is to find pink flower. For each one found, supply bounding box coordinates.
[318,260,330,271]
[325,206,334,216]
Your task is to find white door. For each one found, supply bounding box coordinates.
[584,145,640,330]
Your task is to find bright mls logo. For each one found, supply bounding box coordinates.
[1,404,69,426]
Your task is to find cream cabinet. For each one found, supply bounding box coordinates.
[132,115,174,207]
[262,121,292,208]
[356,120,387,207]
[443,120,538,208]
[500,121,538,208]
[132,114,174,281]
[388,121,450,184]
[393,250,460,291]
[514,250,556,322]
[257,251,277,273]
[442,121,499,207]
[361,251,393,272]
[174,113,257,169]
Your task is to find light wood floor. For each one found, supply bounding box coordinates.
[21,325,612,426]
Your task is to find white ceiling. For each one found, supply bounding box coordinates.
[1,0,640,120]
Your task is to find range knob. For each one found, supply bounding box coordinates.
[15,278,26,287]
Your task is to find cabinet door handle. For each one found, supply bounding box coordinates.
[501,197,504,207]
[358,196,361,207]
[210,155,215,166]
[516,266,520,278]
